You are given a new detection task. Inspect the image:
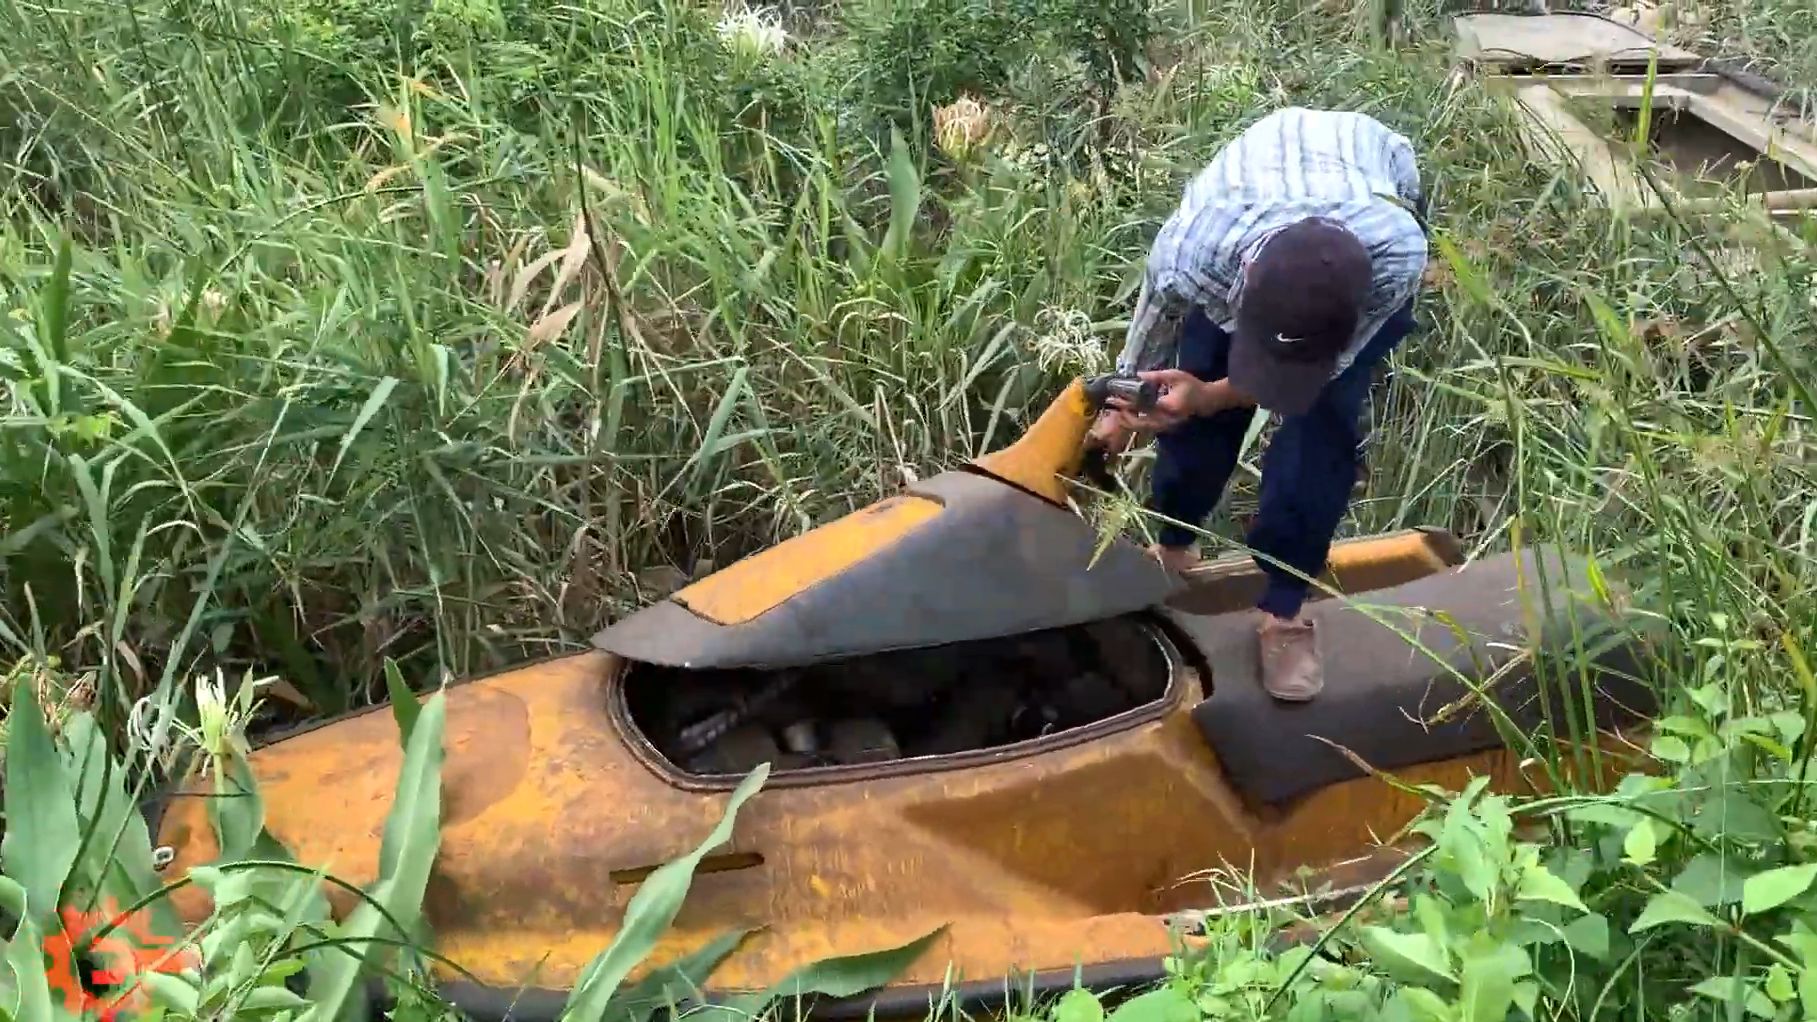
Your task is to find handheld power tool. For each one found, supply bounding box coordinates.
[1079,372,1160,490]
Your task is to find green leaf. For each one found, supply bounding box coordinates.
[1,678,79,923]
[42,233,73,367]
[1629,890,1722,933]
[1673,853,1751,907]
[7,917,55,1022]
[1561,913,1610,960]
[1054,989,1106,1022]
[1512,981,1539,1019]
[0,877,24,919]
[65,714,161,909]
[383,659,420,748]
[1689,976,1775,1019]
[1692,787,1782,843]
[691,926,943,1022]
[561,764,770,1022]
[1650,734,1691,763]
[1742,863,1817,915]
[238,986,311,1012]
[1622,818,1658,866]
[1459,941,1530,1022]
[1383,986,1455,1022]
[1515,862,1586,913]
[210,753,267,863]
[1105,986,1198,1022]
[301,691,448,1022]
[879,127,923,264]
[329,375,399,480]
[760,928,943,1002]
[140,972,202,1016]
[603,928,757,1022]
[1359,927,1455,984]
[1766,964,1795,1003]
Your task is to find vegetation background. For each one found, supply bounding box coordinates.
[1,0,1816,1015]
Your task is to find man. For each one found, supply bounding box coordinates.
[1089,106,1429,703]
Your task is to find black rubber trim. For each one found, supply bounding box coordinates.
[416,956,1168,1022]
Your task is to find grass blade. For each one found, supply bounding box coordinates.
[1,674,79,924]
[560,764,770,1022]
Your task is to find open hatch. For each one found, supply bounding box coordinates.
[619,615,1175,779]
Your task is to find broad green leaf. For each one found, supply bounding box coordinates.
[65,715,163,915]
[1766,964,1795,1003]
[1783,925,1817,1015]
[604,928,756,1022]
[1434,814,1497,905]
[239,987,311,1011]
[1,679,79,923]
[1649,734,1690,763]
[1561,913,1610,960]
[7,918,54,1022]
[0,877,24,919]
[1105,985,1198,1022]
[1629,890,1721,933]
[561,764,770,1022]
[1512,981,1539,1019]
[1413,893,1452,949]
[378,686,447,896]
[301,691,447,1022]
[1689,976,1774,1019]
[1054,989,1106,1022]
[1384,986,1455,1022]
[140,972,202,1015]
[1515,862,1586,913]
[879,127,923,264]
[1673,853,1750,907]
[1459,941,1530,1022]
[1359,927,1455,984]
[1621,818,1658,866]
[1742,863,1817,915]
[210,753,267,863]
[1693,787,1783,843]
[690,925,943,1022]
[383,659,420,748]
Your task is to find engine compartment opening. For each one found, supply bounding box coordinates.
[621,616,1175,778]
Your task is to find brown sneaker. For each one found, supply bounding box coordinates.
[1258,613,1323,702]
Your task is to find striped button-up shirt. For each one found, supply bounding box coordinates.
[1115,108,1428,378]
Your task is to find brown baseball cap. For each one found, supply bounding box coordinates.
[1228,218,1374,416]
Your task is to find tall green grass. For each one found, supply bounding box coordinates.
[1,0,1813,743]
[3,0,1817,1016]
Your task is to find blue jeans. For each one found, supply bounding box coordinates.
[1149,298,1418,619]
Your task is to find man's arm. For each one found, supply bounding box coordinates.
[1114,272,1184,376]
[1383,131,1428,227]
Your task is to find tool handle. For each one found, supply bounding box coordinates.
[1084,374,1160,414]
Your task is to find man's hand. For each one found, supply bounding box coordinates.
[1087,409,1136,452]
[1105,369,1228,432]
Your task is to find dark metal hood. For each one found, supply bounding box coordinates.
[591,469,1181,670]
